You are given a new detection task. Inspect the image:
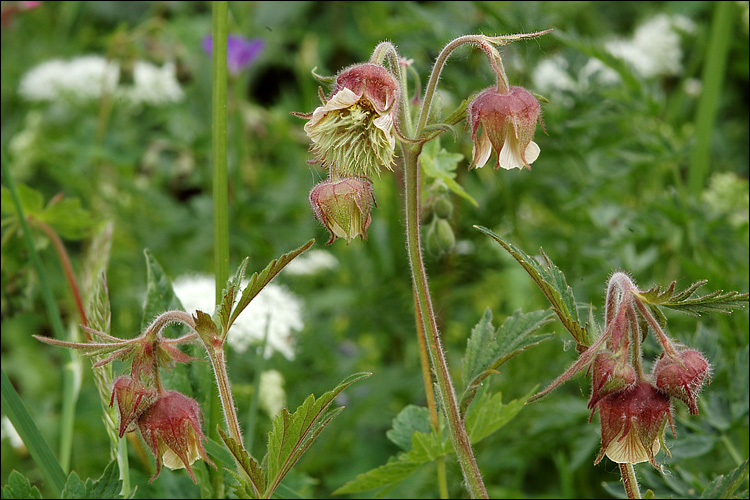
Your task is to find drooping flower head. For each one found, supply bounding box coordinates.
[595,381,675,469]
[588,351,636,411]
[202,35,265,75]
[137,391,215,484]
[467,86,543,170]
[302,63,399,178]
[110,375,157,438]
[653,349,710,415]
[309,176,375,244]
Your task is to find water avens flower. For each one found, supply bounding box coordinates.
[309,176,375,245]
[467,86,543,170]
[110,375,157,438]
[202,35,265,75]
[594,381,674,468]
[300,63,399,178]
[653,349,710,415]
[137,391,214,483]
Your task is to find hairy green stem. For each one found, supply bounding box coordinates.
[403,145,487,498]
[619,463,641,499]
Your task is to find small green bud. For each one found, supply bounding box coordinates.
[426,218,455,255]
[433,197,453,219]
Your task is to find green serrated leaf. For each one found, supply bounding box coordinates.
[217,257,249,334]
[62,461,122,499]
[700,459,749,499]
[218,428,264,497]
[419,139,478,207]
[460,309,554,414]
[475,225,589,347]
[465,387,535,444]
[2,471,42,499]
[1,184,44,217]
[228,240,314,334]
[61,471,86,499]
[141,249,185,331]
[264,372,370,496]
[385,405,432,450]
[332,455,423,495]
[636,280,749,317]
[40,196,94,240]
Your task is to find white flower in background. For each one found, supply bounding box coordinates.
[18,55,183,106]
[1,416,25,451]
[605,14,695,79]
[532,55,578,95]
[172,274,303,360]
[125,61,184,105]
[283,249,339,276]
[259,370,286,419]
[19,55,119,102]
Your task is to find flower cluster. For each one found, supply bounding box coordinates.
[530,272,710,469]
[173,274,304,360]
[19,56,184,106]
[34,311,214,483]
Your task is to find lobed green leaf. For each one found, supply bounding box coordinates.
[636,280,749,317]
[2,471,42,499]
[420,139,478,207]
[700,459,749,499]
[474,225,589,348]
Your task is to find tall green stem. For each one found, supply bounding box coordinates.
[210,2,229,496]
[402,145,487,498]
[687,1,734,196]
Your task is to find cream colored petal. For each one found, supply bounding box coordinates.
[471,131,492,169]
[524,141,541,165]
[161,439,200,470]
[498,132,526,170]
[604,428,660,464]
[373,113,396,149]
[307,88,361,128]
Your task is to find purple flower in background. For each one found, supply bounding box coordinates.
[202,35,264,75]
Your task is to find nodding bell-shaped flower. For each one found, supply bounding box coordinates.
[588,351,636,412]
[467,86,543,170]
[137,391,215,484]
[301,63,399,178]
[595,381,675,469]
[309,176,375,245]
[653,349,710,415]
[110,375,157,438]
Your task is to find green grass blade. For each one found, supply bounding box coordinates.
[1,368,67,496]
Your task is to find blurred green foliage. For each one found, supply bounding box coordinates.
[1,1,748,498]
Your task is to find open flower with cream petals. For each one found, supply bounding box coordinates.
[468,86,543,170]
[299,63,399,178]
[137,391,215,484]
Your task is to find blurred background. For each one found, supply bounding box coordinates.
[1,1,748,498]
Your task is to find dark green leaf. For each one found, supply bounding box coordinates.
[474,226,588,348]
[141,249,184,331]
[264,371,370,496]
[218,428,264,497]
[386,405,432,450]
[217,257,249,335]
[700,460,749,499]
[62,461,122,499]
[636,280,749,317]
[228,240,314,333]
[332,455,423,495]
[460,308,554,414]
[2,471,42,499]
[465,387,534,444]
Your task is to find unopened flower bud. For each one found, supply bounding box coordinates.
[426,218,455,255]
[309,176,375,245]
[588,351,636,411]
[110,375,157,438]
[467,86,543,170]
[653,349,710,415]
[595,381,674,469]
[137,391,215,483]
[433,196,453,219]
[301,63,399,177]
